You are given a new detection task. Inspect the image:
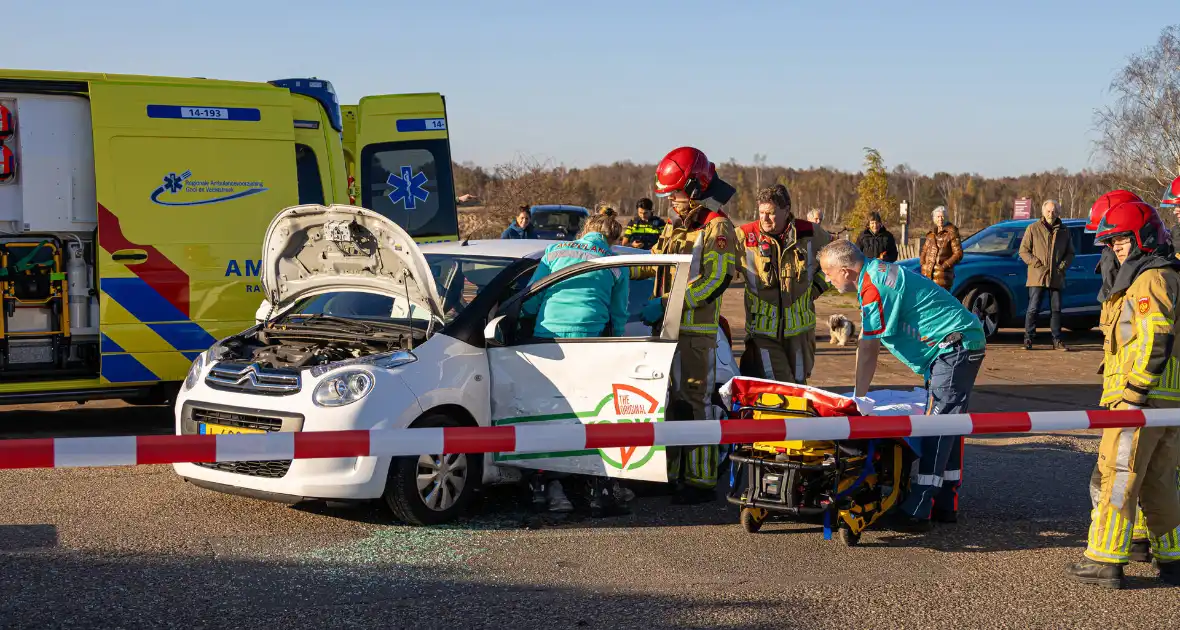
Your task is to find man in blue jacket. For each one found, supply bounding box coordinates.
[520,214,632,516]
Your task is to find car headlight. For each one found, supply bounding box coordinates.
[313,370,375,407]
[183,352,205,392]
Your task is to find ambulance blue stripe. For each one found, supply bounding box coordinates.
[147,322,217,351]
[182,352,203,362]
[146,105,261,122]
[100,334,125,353]
[101,277,188,323]
[101,354,159,383]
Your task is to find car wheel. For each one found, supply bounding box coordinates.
[383,412,480,526]
[961,288,1001,339]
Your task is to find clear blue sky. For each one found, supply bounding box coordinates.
[8,0,1174,177]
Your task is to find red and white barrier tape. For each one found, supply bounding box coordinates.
[0,408,1174,471]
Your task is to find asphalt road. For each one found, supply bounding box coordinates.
[2,297,1178,629]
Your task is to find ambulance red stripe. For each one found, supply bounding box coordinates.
[97,203,192,317]
[3,409,1178,471]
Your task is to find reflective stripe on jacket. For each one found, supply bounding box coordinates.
[1100,267,1180,408]
[632,210,737,337]
[735,219,830,340]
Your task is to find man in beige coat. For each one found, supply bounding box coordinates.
[1019,199,1074,351]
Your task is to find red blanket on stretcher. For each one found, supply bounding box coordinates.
[720,377,864,419]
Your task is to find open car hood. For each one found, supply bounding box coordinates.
[260,204,443,320]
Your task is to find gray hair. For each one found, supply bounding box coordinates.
[580,214,623,242]
[818,238,865,270]
[1042,199,1059,212]
[932,205,947,217]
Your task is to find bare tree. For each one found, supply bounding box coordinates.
[1093,25,1180,199]
[894,163,921,213]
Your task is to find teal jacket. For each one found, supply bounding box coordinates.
[522,232,629,338]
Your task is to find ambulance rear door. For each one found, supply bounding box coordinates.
[88,79,298,384]
[354,94,458,243]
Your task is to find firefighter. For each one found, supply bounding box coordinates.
[735,184,830,383]
[1066,200,1180,589]
[633,146,738,504]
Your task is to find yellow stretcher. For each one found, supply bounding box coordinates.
[725,381,915,545]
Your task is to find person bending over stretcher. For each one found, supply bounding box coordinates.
[818,238,986,533]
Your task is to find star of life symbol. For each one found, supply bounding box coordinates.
[386,166,430,210]
[163,170,192,193]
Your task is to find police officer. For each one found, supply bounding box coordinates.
[735,184,830,384]
[634,146,738,504]
[1066,200,1180,588]
[621,198,665,250]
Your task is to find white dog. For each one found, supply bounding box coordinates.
[827,313,857,346]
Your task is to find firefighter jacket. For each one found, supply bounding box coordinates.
[735,219,831,341]
[633,209,737,337]
[1099,257,1180,409]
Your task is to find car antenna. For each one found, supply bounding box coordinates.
[461,238,469,246]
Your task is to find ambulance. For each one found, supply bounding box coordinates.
[0,69,459,405]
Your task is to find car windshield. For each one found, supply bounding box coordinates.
[531,210,585,231]
[285,291,434,326]
[961,224,1027,255]
[425,253,520,322]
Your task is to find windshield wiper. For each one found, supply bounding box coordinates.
[290,313,376,333]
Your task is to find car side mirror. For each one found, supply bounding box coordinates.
[484,315,508,347]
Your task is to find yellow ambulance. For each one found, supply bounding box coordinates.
[0,69,458,404]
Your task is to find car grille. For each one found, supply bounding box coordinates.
[182,403,304,480]
[194,459,292,479]
[205,362,301,395]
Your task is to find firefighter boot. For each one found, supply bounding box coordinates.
[1130,540,1153,563]
[1159,561,1180,586]
[1065,559,1125,589]
[589,478,630,518]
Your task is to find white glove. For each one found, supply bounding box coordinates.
[853,396,876,415]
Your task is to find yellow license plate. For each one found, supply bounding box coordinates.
[200,423,266,435]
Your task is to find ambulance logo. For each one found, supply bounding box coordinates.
[386,165,430,210]
[590,384,664,471]
[150,169,269,207]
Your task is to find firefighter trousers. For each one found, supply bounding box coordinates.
[667,334,719,489]
[1090,463,1180,542]
[739,334,815,385]
[1085,423,1180,565]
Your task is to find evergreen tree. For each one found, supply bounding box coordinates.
[848,147,898,229]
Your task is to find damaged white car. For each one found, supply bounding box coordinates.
[174,204,735,525]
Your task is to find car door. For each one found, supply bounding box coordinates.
[485,254,691,482]
[1063,226,1103,316]
[352,94,459,244]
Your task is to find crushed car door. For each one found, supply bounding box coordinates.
[485,254,691,482]
[353,94,459,243]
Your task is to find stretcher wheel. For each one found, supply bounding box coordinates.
[740,507,765,533]
[839,527,861,547]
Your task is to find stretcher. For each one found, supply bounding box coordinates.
[720,377,921,545]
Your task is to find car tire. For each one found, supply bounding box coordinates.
[961,287,1002,340]
[383,412,480,526]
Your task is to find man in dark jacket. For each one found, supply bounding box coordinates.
[1019,199,1074,351]
[621,198,666,250]
[855,212,899,262]
[501,206,537,239]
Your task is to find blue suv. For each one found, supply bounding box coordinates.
[897,218,1102,340]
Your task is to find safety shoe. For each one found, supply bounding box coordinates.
[1023,339,1033,351]
[671,483,716,505]
[931,510,958,525]
[612,482,636,504]
[888,513,933,533]
[529,477,548,512]
[546,480,573,513]
[1053,339,1069,352]
[1065,559,1125,589]
[1158,561,1180,585]
[1130,540,1153,563]
[589,483,631,518]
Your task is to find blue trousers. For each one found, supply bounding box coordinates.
[899,343,985,519]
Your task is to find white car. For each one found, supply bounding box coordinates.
[174,204,736,525]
